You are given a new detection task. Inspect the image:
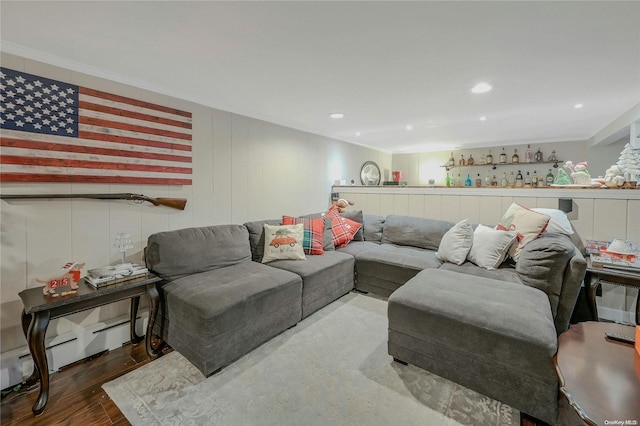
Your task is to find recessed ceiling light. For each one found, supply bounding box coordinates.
[480,116,487,121]
[471,82,492,94]
[574,103,584,109]
[329,113,344,119]
[406,124,413,131]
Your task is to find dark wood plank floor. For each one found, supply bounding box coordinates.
[2,341,544,426]
[1,341,171,426]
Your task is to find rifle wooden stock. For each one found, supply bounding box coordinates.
[0,193,187,210]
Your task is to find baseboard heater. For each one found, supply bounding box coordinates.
[1,310,148,390]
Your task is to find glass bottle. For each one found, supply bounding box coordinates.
[479,153,486,165]
[467,154,474,166]
[508,171,516,187]
[501,172,508,187]
[499,148,506,164]
[525,145,532,163]
[459,154,466,166]
[465,174,472,186]
[546,169,555,185]
[485,171,491,186]
[456,173,462,186]
[535,147,544,162]
[491,175,498,187]
[515,170,523,187]
[486,150,493,165]
[524,171,532,187]
[475,173,482,187]
[448,152,455,167]
[445,172,451,187]
[531,171,538,187]
[548,150,557,162]
[512,149,520,164]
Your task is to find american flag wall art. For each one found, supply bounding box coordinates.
[0,68,192,185]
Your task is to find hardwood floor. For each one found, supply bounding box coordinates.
[0,341,171,426]
[2,342,545,426]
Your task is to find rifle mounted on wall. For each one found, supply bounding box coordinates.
[0,193,187,210]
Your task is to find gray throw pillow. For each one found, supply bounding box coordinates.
[436,219,474,265]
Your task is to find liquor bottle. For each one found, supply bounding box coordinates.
[459,154,466,166]
[548,150,557,162]
[485,171,491,186]
[456,173,462,186]
[486,150,493,165]
[491,175,498,187]
[467,154,475,165]
[512,149,520,164]
[532,171,538,187]
[475,173,482,187]
[508,171,516,187]
[515,170,523,187]
[448,152,455,167]
[524,171,532,187]
[479,153,486,165]
[499,148,506,164]
[465,174,472,186]
[537,171,545,187]
[501,172,508,187]
[445,172,451,187]
[535,147,544,162]
[525,145,532,163]
[546,169,555,186]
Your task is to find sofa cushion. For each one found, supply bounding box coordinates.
[382,215,454,250]
[439,261,522,284]
[335,240,379,257]
[322,208,361,247]
[496,203,550,261]
[362,214,385,243]
[262,224,306,263]
[282,215,325,255]
[146,224,252,280]
[467,224,518,270]
[436,219,474,265]
[301,213,336,252]
[516,232,576,322]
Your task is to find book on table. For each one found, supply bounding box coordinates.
[591,252,639,272]
[85,263,149,288]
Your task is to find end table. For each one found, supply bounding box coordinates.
[584,257,640,325]
[19,273,162,416]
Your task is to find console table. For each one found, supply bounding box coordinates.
[554,322,640,426]
[18,274,161,416]
[585,257,640,324]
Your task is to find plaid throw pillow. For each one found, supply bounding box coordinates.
[282,216,325,255]
[322,208,363,248]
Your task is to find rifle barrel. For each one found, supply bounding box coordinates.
[0,193,187,210]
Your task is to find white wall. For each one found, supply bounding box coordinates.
[0,53,391,354]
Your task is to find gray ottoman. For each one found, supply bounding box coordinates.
[388,268,559,425]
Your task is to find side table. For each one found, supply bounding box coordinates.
[584,257,640,325]
[555,322,639,426]
[18,273,162,416]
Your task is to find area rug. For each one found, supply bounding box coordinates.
[103,293,518,425]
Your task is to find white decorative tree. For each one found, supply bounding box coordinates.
[616,143,640,182]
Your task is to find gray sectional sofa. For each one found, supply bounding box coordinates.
[145,211,586,425]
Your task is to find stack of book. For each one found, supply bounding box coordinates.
[85,263,149,288]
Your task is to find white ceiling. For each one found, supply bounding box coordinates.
[1,1,639,153]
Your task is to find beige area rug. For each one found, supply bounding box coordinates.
[103,293,518,425]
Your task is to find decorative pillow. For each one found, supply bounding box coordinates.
[340,210,364,241]
[322,208,363,248]
[282,216,325,255]
[262,223,306,263]
[531,208,574,235]
[468,224,518,270]
[435,219,474,265]
[496,203,550,261]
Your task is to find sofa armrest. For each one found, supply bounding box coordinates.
[515,233,586,334]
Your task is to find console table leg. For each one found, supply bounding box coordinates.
[27,311,50,416]
[21,310,39,386]
[585,272,599,322]
[130,297,143,344]
[146,283,162,358]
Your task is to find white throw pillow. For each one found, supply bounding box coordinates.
[262,223,306,263]
[496,202,550,261]
[468,224,518,270]
[436,219,474,265]
[532,208,574,235]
